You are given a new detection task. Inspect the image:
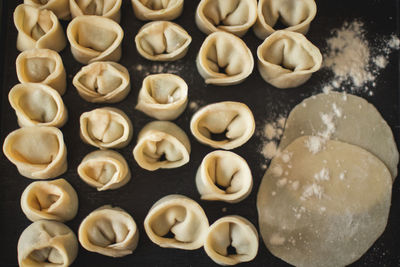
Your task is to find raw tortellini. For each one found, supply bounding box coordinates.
[21,178,78,222]
[78,206,139,257]
[70,0,122,22]
[18,220,78,267]
[135,21,192,62]
[14,4,67,52]
[78,150,131,191]
[257,136,392,267]
[130,0,184,21]
[195,0,257,37]
[204,216,259,265]
[80,107,133,149]
[24,0,70,19]
[190,101,255,150]
[73,61,130,103]
[67,15,123,64]
[3,126,67,179]
[196,150,253,203]
[135,74,188,120]
[16,48,66,95]
[9,83,68,128]
[196,32,254,85]
[257,30,322,88]
[253,0,317,39]
[279,92,399,180]
[133,121,190,171]
[144,195,209,250]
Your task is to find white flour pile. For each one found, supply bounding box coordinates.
[322,20,400,95]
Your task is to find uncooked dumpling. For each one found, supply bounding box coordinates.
[257,136,392,267]
[135,74,188,120]
[14,4,67,52]
[67,15,123,64]
[279,92,399,179]
[133,121,190,171]
[196,150,253,203]
[9,83,68,128]
[3,126,67,179]
[70,0,122,22]
[131,0,183,21]
[196,32,254,85]
[190,101,255,150]
[18,220,78,267]
[257,30,322,88]
[21,178,78,222]
[135,21,191,61]
[73,61,130,103]
[253,0,317,39]
[78,150,131,191]
[204,216,259,265]
[24,0,70,19]
[80,107,133,149]
[16,48,66,95]
[78,205,139,257]
[196,0,257,37]
[144,195,209,250]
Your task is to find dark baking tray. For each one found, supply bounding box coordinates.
[0,0,399,266]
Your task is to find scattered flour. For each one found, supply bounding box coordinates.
[305,103,343,154]
[258,117,287,166]
[322,20,400,95]
[301,183,324,201]
[314,168,330,181]
[133,62,185,76]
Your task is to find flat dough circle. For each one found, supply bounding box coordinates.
[279,92,399,179]
[257,136,392,267]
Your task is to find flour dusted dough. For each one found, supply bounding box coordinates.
[18,220,78,267]
[67,15,123,64]
[133,121,190,171]
[196,32,253,85]
[73,61,130,103]
[190,101,255,150]
[70,0,122,22]
[144,195,209,250]
[78,205,139,257]
[253,0,317,39]
[131,0,183,21]
[135,21,191,61]
[16,48,66,95]
[78,150,131,191]
[14,4,67,52]
[257,30,322,88]
[21,178,78,222]
[3,126,67,179]
[279,92,399,179]
[204,216,258,265]
[196,0,257,37]
[80,107,133,149]
[257,136,392,267]
[136,74,188,120]
[24,0,70,19]
[9,83,68,128]
[196,150,252,203]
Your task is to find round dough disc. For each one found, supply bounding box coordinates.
[279,92,399,179]
[257,136,392,267]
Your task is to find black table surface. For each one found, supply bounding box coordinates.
[0,0,399,266]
